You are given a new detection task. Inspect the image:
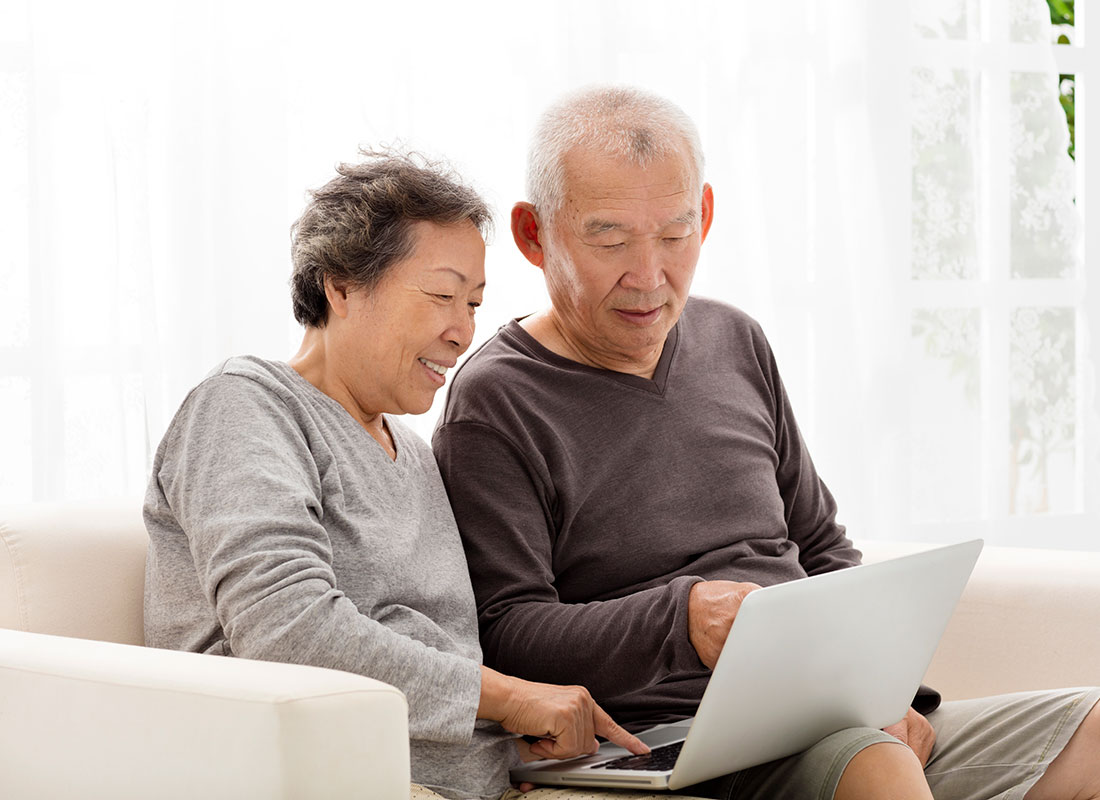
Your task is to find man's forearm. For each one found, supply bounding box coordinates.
[478,576,705,703]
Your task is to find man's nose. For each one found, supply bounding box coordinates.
[619,244,666,293]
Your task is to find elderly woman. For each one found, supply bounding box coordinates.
[142,150,647,800]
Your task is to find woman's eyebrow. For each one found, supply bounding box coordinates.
[428,266,486,290]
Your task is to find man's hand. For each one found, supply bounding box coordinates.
[478,666,649,761]
[883,707,936,767]
[687,580,761,669]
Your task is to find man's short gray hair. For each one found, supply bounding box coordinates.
[526,86,705,219]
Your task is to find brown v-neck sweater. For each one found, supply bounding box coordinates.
[434,297,873,730]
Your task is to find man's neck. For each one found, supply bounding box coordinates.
[518,310,664,380]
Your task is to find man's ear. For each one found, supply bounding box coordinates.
[323,276,352,320]
[511,202,545,268]
[699,183,715,245]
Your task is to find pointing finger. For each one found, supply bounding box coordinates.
[593,704,649,755]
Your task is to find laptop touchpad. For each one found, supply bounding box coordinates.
[637,721,692,748]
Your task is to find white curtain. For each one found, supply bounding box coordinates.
[1,0,1095,549]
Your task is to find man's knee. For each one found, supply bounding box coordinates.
[835,742,932,800]
[1026,699,1100,800]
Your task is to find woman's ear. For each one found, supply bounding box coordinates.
[323,276,352,320]
[511,202,546,268]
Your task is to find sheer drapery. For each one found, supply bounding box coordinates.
[1,0,1095,548]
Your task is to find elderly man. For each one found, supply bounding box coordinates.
[433,87,1100,800]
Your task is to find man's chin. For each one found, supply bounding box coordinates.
[603,325,672,360]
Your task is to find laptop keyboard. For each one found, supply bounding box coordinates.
[598,740,684,771]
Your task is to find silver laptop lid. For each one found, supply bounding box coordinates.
[668,539,983,788]
[512,539,983,791]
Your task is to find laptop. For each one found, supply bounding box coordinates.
[511,539,983,791]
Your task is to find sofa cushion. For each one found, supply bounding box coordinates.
[0,500,147,644]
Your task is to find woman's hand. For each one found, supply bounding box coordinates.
[479,666,649,760]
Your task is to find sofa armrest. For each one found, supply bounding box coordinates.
[0,628,410,799]
[859,540,1100,701]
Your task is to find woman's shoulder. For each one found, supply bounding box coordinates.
[159,357,315,452]
[181,356,308,410]
[210,355,298,392]
[151,358,323,490]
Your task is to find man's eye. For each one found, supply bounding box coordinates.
[468,301,481,310]
[434,294,454,301]
[600,243,625,250]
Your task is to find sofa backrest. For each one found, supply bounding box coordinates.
[861,538,1100,700]
[0,501,147,645]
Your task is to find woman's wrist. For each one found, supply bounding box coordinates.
[477,665,518,722]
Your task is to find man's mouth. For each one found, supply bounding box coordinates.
[614,307,663,326]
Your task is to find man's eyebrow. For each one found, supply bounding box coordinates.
[582,219,621,235]
[430,267,486,290]
[582,210,699,236]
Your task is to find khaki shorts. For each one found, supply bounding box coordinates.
[413,687,1099,800]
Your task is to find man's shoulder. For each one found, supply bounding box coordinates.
[449,319,555,392]
[679,297,775,366]
[683,296,766,337]
[452,321,527,377]
[441,322,536,424]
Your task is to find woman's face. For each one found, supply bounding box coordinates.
[335,220,486,417]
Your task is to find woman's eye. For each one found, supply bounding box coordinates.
[434,294,454,301]
[600,243,625,250]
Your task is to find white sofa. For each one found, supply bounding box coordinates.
[0,501,410,800]
[2,502,1099,798]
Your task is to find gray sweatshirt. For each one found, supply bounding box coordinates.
[144,356,516,800]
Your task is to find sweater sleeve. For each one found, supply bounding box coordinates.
[150,375,481,743]
[433,420,705,704]
[762,338,863,575]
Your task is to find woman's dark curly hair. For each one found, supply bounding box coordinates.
[290,148,492,327]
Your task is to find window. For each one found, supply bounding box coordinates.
[0,3,153,503]
[0,2,34,502]
[2,1,1095,551]
[907,0,1095,546]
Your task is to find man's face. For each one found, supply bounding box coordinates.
[540,145,710,372]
